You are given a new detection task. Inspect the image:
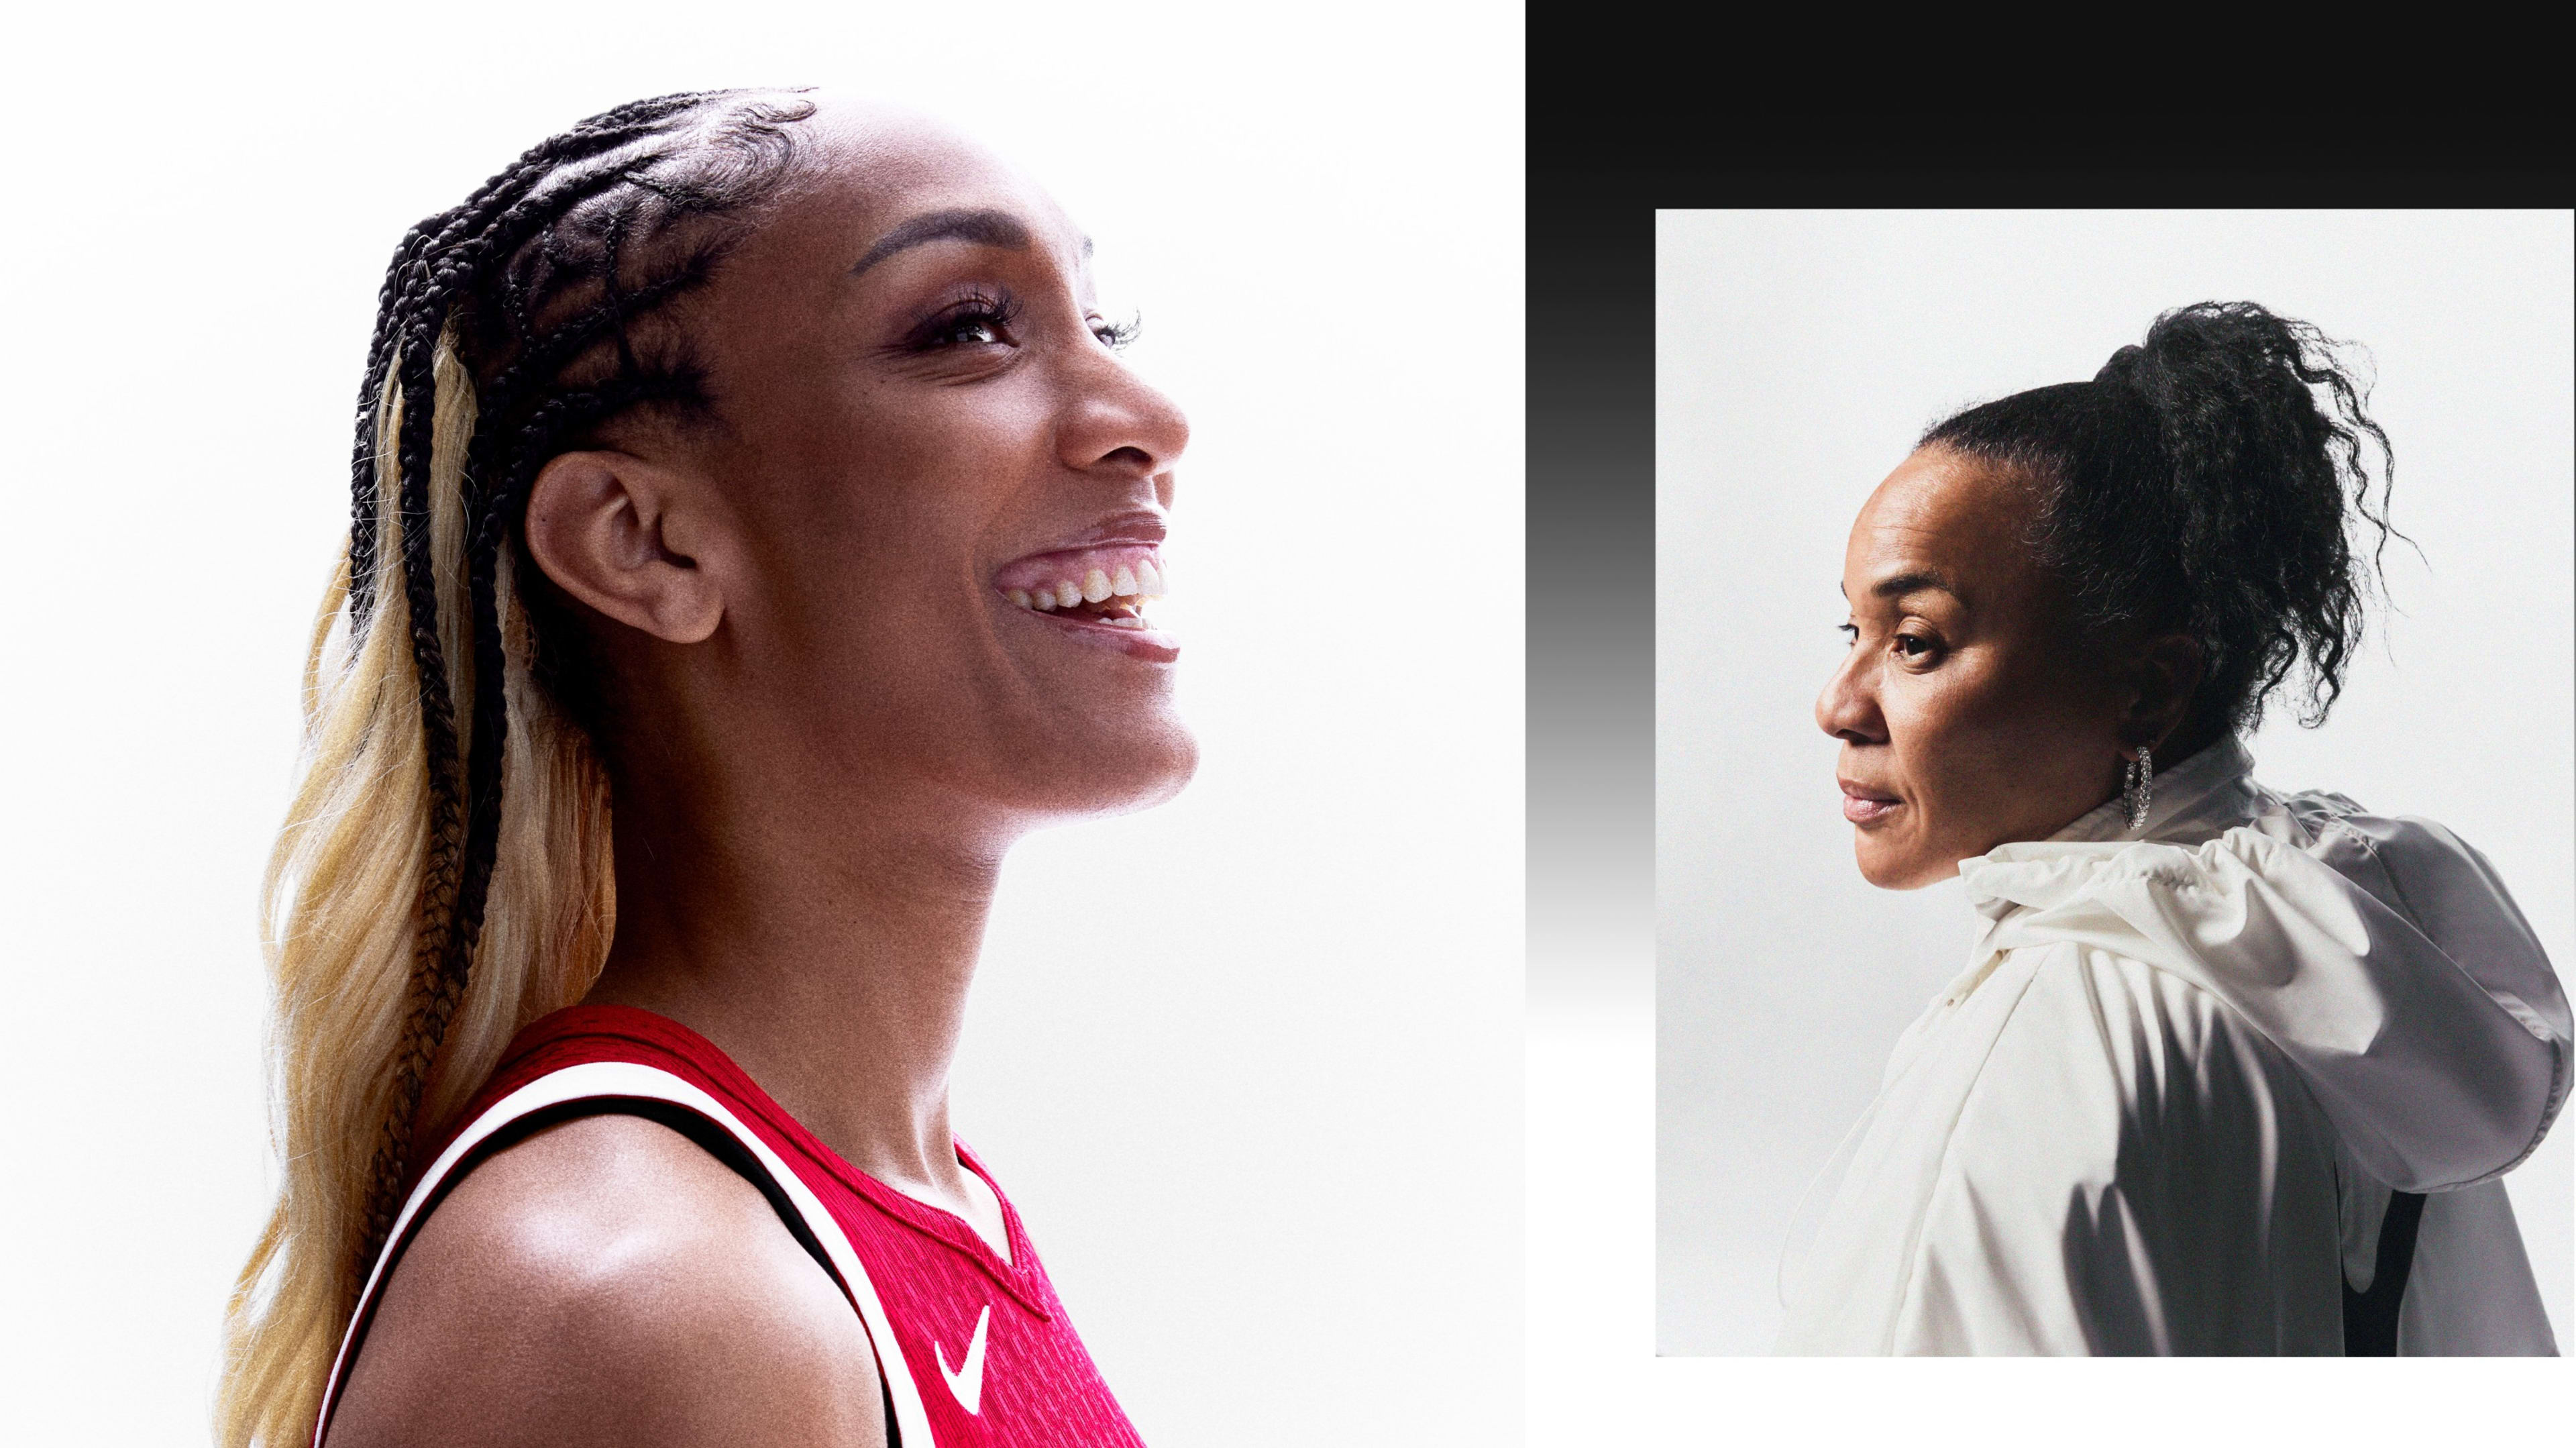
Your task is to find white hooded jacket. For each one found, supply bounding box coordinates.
[1775,737,2569,1355]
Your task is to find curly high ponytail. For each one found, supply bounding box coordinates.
[1923,300,2400,742]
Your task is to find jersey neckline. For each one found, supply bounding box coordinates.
[489,1002,1055,1316]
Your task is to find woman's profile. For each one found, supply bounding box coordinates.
[218,89,1189,1444]
[1784,301,2570,1355]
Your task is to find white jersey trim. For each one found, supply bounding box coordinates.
[311,1060,936,1447]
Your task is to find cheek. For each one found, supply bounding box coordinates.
[746,396,1028,605]
[1884,668,1972,776]
[1889,664,2026,813]
[1904,653,2114,850]
[749,361,1046,521]
[726,482,1004,722]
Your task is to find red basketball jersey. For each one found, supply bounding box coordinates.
[313,1004,1147,1447]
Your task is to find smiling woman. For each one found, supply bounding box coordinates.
[219,89,1189,1447]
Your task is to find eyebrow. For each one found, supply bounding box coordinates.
[850,208,1032,276]
[1839,570,1961,602]
[847,207,1094,277]
[1870,570,1960,601]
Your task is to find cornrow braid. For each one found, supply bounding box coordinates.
[345,94,724,622]
[221,92,825,1444]
[341,89,818,1277]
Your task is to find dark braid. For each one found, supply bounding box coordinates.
[346,97,720,620]
[347,90,816,1274]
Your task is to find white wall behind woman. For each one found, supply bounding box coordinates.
[1657,209,2574,1355]
[0,4,1523,1443]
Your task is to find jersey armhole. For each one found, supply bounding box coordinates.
[312,1064,934,1447]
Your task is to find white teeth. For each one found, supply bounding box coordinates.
[1003,556,1165,615]
[1105,616,1146,629]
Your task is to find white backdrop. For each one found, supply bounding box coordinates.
[1656,209,2575,1356]
[0,5,1523,1443]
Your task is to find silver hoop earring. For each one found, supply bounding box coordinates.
[2123,745,2155,831]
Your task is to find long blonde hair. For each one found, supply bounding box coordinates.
[217,91,814,1446]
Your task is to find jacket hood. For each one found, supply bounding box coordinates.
[1954,739,2570,1193]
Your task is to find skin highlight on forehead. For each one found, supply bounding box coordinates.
[1847,448,2045,617]
[787,97,1090,278]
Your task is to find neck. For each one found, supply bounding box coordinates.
[2155,712,2226,772]
[583,746,1012,1214]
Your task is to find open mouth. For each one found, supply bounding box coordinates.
[994,544,1168,633]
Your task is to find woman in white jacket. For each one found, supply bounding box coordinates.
[1786,301,2569,1355]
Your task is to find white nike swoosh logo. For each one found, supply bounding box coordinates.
[936,1304,991,1415]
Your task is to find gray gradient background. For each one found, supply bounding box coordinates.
[1656,209,2576,1355]
[1525,183,1668,1441]
[1531,203,1656,1020]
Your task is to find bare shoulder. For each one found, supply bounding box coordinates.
[325,1113,884,1448]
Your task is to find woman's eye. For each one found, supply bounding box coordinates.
[1090,313,1141,351]
[906,293,1021,352]
[1894,634,1937,659]
[932,311,1008,346]
[1837,623,1859,645]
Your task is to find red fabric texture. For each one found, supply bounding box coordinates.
[447,1004,1147,1446]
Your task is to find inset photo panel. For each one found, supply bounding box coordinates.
[1656,209,2573,1357]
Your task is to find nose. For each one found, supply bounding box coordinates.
[1816,648,1885,745]
[1056,347,1190,490]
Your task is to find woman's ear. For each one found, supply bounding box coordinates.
[522,450,727,644]
[2123,632,2205,753]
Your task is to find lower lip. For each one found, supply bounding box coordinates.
[1842,794,1900,825]
[1014,605,1180,662]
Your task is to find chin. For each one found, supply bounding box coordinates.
[1107,724,1198,814]
[1014,713,1197,821]
[1854,835,1955,892]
